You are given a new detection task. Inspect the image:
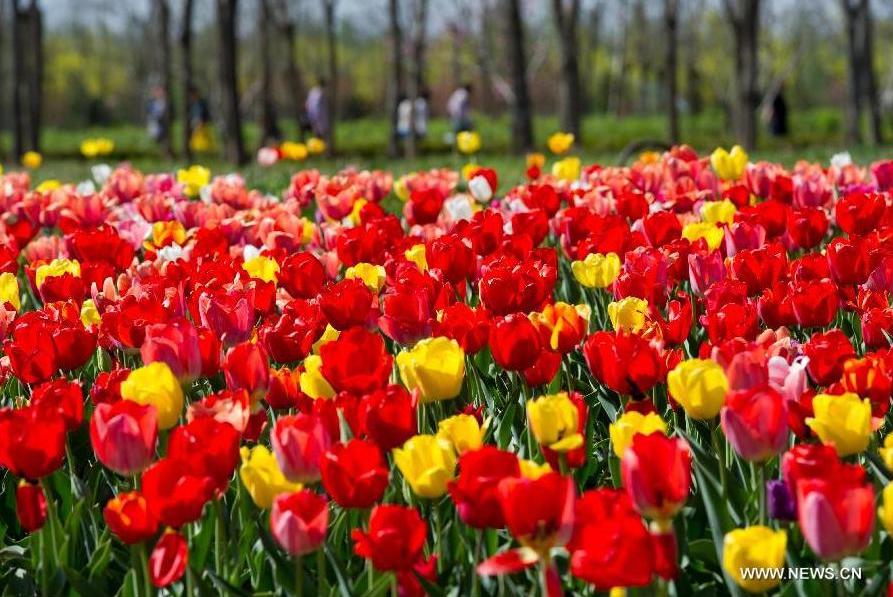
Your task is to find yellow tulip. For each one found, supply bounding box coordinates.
[710,145,748,181]
[36,180,61,193]
[22,151,42,169]
[280,141,308,161]
[879,483,893,535]
[609,411,667,458]
[312,324,340,354]
[527,392,583,453]
[571,252,621,289]
[96,138,115,155]
[607,297,649,334]
[176,165,211,197]
[80,298,101,327]
[35,258,81,290]
[700,199,737,225]
[345,262,387,292]
[299,355,335,399]
[879,433,893,471]
[723,526,787,593]
[519,459,551,479]
[547,132,575,155]
[437,414,485,455]
[456,131,481,155]
[81,139,100,159]
[394,176,410,202]
[347,198,369,226]
[120,362,185,429]
[242,255,280,284]
[0,272,21,311]
[404,244,428,271]
[526,153,546,169]
[552,156,581,182]
[393,434,457,498]
[396,337,466,403]
[307,137,326,155]
[239,445,302,509]
[150,221,187,249]
[667,358,728,420]
[806,392,872,457]
[682,221,725,251]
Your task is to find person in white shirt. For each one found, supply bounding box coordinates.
[446,83,473,133]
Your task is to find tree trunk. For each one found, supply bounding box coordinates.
[725,0,760,150]
[664,0,679,143]
[180,0,195,160]
[405,0,428,159]
[552,0,582,137]
[272,0,305,133]
[841,0,862,144]
[0,1,5,160]
[157,0,175,157]
[322,0,337,155]
[476,4,496,115]
[505,0,533,152]
[859,0,882,145]
[26,0,42,153]
[387,0,404,157]
[216,0,246,164]
[258,0,280,145]
[10,0,24,158]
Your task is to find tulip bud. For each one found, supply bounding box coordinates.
[667,358,728,420]
[396,337,466,403]
[270,490,329,556]
[16,480,47,533]
[272,414,332,484]
[722,526,786,593]
[103,491,158,544]
[149,529,188,588]
[90,400,158,476]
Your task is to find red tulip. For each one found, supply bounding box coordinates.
[521,349,562,387]
[16,481,48,533]
[802,329,855,386]
[729,243,788,296]
[319,327,392,394]
[270,490,329,555]
[266,366,303,410]
[0,405,66,480]
[141,457,215,528]
[434,303,490,354]
[790,279,839,328]
[567,488,655,591]
[279,252,326,299]
[862,307,893,350]
[196,325,223,376]
[197,286,254,346]
[835,191,886,236]
[479,253,556,316]
[786,206,828,250]
[103,491,159,544]
[643,211,682,247]
[223,341,270,402]
[489,313,543,372]
[272,414,332,484]
[448,446,520,529]
[378,286,435,345]
[90,368,130,405]
[90,400,158,476]
[168,418,241,494]
[796,464,875,561]
[352,504,427,572]
[826,236,871,286]
[621,434,691,521]
[781,444,842,492]
[701,302,760,345]
[583,331,665,398]
[406,187,446,225]
[319,278,374,331]
[720,386,788,461]
[141,318,202,381]
[359,385,417,451]
[149,529,189,588]
[427,233,475,284]
[30,378,84,432]
[320,439,389,509]
[259,299,326,363]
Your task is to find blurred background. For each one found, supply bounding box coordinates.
[5,0,893,185]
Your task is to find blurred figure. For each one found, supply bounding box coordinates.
[396,90,429,141]
[146,85,169,148]
[414,89,430,139]
[447,83,473,133]
[305,79,329,139]
[187,86,215,153]
[767,84,789,138]
[397,94,412,140]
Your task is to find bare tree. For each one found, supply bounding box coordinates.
[387,0,404,157]
[216,0,246,164]
[665,0,679,143]
[258,0,280,145]
[552,0,582,137]
[10,0,24,158]
[322,0,337,155]
[405,0,429,159]
[180,0,195,160]
[476,2,497,115]
[26,0,42,153]
[156,0,175,157]
[841,0,882,145]
[683,0,704,115]
[271,0,306,133]
[724,0,760,150]
[505,0,533,152]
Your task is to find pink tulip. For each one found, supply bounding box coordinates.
[271,490,329,556]
[90,401,158,476]
[141,318,202,382]
[720,386,788,462]
[271,414,332,484]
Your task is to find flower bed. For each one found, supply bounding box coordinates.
[1,142,893,596]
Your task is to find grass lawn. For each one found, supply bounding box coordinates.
[9,108,893,193]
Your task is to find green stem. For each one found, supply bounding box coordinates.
[139,542,152,597]
[316,547,326,596]
[391,572,399,597]
[711,424,728,498]
[214,499,226,577]
[294,555,303,597]
[758,461,767,526]
[471,530,482,597]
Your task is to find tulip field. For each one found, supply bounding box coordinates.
[3,139,893,597]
